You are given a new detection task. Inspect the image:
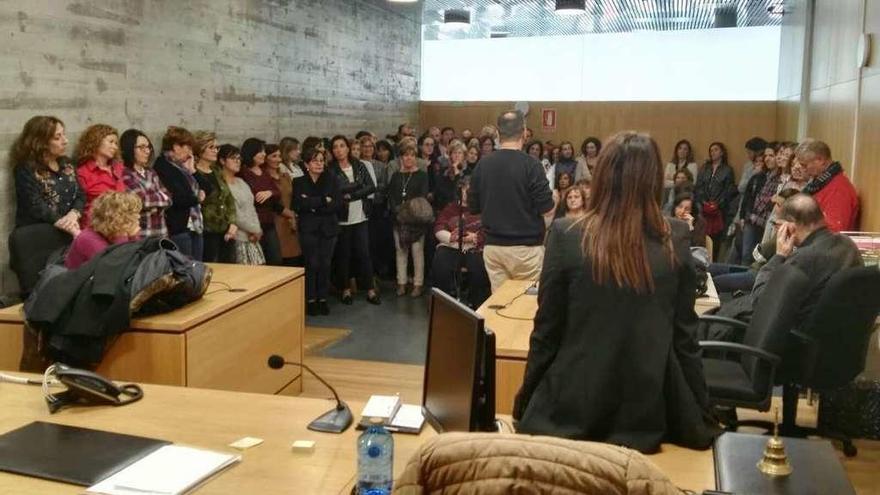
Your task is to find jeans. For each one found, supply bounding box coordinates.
[431,246,491,308]
[301,231,337,301]
[709,263,756,293]
[740,223,763,265]
[259,223,283,266]
[171,231,203,261]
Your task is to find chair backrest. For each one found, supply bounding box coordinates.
[799,266,880,389]
[742,263,811,393]
[8,224,71,297]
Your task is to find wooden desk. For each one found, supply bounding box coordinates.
[0,377,432,495]
[479,277,720,415]
[0,375,713,494]
[0,264,305,395]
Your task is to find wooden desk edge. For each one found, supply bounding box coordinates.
[0,266,305,333]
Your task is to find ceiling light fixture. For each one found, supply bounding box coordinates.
[387,0,418,3]
[444,9,470,26]
[555,0,586,16]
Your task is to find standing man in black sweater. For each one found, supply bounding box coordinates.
[469,110,556,292]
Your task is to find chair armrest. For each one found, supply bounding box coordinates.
[698,315,749,329]
[699,340,781,365]
[790,329,816,344]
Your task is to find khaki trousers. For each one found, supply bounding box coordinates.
[482,244,544,292]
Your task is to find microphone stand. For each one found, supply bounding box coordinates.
[268,356,353,433]
[453,172,466,304]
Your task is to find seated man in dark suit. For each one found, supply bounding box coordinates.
[752,193,863,325]
[701,194,862,342]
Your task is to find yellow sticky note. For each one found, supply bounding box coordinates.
[228,437,264,450]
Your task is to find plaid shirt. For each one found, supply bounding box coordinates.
[123,166,172,238]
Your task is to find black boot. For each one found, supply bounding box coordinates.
[306,301,318,317]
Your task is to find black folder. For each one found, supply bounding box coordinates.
[713,432,855,495]
[0,421,170,486]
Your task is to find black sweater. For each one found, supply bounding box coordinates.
[330,160,375,222]
[468,149,554,246]
[388,169,429,215]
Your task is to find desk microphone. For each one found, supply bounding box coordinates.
[267,354,353,433]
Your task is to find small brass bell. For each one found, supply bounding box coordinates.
[757,407,793,477]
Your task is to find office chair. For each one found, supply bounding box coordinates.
[699,263,810,420]
[8,224,72,298]
[775,266,880,457]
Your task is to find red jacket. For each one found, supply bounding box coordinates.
[76,159,125,228]
[813,173,859,232]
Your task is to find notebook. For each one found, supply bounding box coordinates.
[0,421,170,486]
[357,396,425,434]
[713,432,855,495]
[87,444,241,495]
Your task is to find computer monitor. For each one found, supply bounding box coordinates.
[422,289,496,433]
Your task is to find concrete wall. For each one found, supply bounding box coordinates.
[0,0,421,294]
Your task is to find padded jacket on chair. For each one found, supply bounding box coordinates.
[393,433,684,495]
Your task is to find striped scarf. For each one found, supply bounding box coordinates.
[802,161,843,195]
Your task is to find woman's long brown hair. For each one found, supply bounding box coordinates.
[582,131,674,294]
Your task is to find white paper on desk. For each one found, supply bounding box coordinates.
[390,404,424,430]
[87,445,241,495]
[361,395,401,419]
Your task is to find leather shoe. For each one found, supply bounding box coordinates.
[341,293,353,305]
[366,292,381,305]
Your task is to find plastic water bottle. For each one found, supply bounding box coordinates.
[357,417,394,495]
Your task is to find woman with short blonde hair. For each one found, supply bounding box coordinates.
[65,191,141,269]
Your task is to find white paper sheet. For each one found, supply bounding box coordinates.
[87,445,240,495]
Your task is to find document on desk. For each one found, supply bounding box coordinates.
[87,445,241,495]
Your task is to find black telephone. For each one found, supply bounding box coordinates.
[45,363,144,414]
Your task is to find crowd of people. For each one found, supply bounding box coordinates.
[9,113,861,318]
[9,108,867,454]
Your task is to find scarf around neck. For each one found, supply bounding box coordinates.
[802,161,843,195]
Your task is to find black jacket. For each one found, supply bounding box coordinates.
[330,160,375,222]
[292,171,342,237]
[694,162,737,223]
[154,154,200,235]
[514,218,719,453]
[739,170,767,223]
[25,238,163,366]
[753,227,863,325]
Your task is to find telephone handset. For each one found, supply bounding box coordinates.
[44,363,143,413]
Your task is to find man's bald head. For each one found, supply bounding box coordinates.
[780,193,825,228]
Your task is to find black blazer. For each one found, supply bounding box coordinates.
[513,218,719,453]
[154,155,200,235]
[330,160,375,222]
[694,162,737,222]
[292,171,341,237]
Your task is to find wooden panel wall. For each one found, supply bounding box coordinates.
[777,0,880,231]
[420,101,778,176]
[855,1,880,231]
[805,0,864,175]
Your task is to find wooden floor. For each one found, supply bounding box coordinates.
[301,354,880,495]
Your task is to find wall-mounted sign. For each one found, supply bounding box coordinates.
[541,108,557,132]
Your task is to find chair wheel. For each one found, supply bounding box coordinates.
[843,442,858,457]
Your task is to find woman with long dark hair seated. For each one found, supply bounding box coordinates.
[513,131,719,454]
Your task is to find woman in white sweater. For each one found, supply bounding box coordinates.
[218,144,265,265]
